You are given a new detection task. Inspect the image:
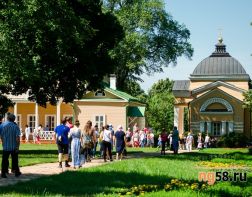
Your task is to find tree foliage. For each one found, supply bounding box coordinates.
[0,0,124,109]
[122,80,147,103]
[243,90,252,109]
[103,0,193,90]
[146,78,174,133]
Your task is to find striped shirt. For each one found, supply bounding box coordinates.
[0,121,20,151]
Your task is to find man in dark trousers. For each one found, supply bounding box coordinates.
[54,118,70,168]
[0,113,21,178]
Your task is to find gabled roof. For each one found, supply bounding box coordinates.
[191,81,246,96]
[190,88,243,105]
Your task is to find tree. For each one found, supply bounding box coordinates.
[123,80,147,102]
[146,78,174,133]
[0,0,124,109]
[103,0,193,90]
[243,90,252,139]
[146,92,174,133]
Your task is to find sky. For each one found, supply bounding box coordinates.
[140,0,252,92]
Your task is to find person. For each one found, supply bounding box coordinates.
[93,125,99,158]
[125,127,132,146]
[204,133,210,148]
[197,133,204,149]
[172,126,179,154]
[35,124,43,144]
[179,134,186,150]
[81,120,96,162]
[168,132,173,151]
[102,125,113,162]
[24,124,31,143]
[157,134,162,150]
[99,126,105,158]
[132,130,140,147]
[65,117,73,162]
[160,128,168,155]
[68,120,81,169]
[108,124,114,151]
[44,125,49,131]
[149,131,155,148]
[139,129,145,148]
[186,131,194,152]
[0,113,21,178]
[114,125,126,161]
[54,118,71,168]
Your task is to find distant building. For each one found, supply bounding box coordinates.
[173,38,251,139]
[7,75,145,133]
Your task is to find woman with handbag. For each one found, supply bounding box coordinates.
[81,120,96,162]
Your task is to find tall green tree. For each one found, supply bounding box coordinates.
[123,80,147,102]
[0,0,124,109]
[146,78,174,133]
[243,90,252,139]
[103,0,193,90]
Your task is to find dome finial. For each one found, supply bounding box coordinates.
[218,27,223,44]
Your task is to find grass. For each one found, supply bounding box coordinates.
[0,145,251,196]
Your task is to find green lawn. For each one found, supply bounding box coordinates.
[0,145,251,196]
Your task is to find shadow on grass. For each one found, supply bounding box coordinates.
[0,168,249,197]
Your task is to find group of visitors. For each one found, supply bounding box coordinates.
[125,124,155,148]
[24,124,49,144]
[54,118,127,169]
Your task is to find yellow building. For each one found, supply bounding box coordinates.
[7,76,145,135]
[172,38,251,139]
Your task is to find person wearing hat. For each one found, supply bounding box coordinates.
[0,113,22,178]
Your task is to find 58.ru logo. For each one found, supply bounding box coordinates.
[198,171,247,185]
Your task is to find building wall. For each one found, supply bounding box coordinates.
[74,101,127,131]
[8,102,73,131]
[190,89,244,133]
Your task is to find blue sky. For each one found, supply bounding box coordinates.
[140,0,252,92]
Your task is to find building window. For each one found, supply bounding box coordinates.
[27,115,36,132]
[212,122,221,136]
[94,115,105,131]
[94,90,106,97]
[16,114,21,130]
[45,115,56,131]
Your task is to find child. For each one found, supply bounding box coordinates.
[157,134,161,151]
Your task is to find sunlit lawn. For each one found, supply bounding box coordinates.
[0,144,251,196]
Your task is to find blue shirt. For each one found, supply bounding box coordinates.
[0,121,21,151]
[54,124,70,144]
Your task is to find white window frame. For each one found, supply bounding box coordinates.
[45,114,56,131]
[16,114,22,130]
[94,114,106,131]
[27,114,36,132]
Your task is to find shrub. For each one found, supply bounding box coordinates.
[216,132,248,148]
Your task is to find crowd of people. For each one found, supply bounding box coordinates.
[54,118,128,169]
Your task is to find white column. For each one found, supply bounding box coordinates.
[56,99,62,126]
[200,122,204,132]
[35,103,39,129]
[207,121,211,134]
[228,121,234,132]
[14,103,18,118]
[221,121,226,135]
[174,106,179,127]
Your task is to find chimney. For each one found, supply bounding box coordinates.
[110,74,116,90]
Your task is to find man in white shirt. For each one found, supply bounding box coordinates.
[102,125,113,162]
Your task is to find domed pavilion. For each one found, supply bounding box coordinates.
[172,38,251,138]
